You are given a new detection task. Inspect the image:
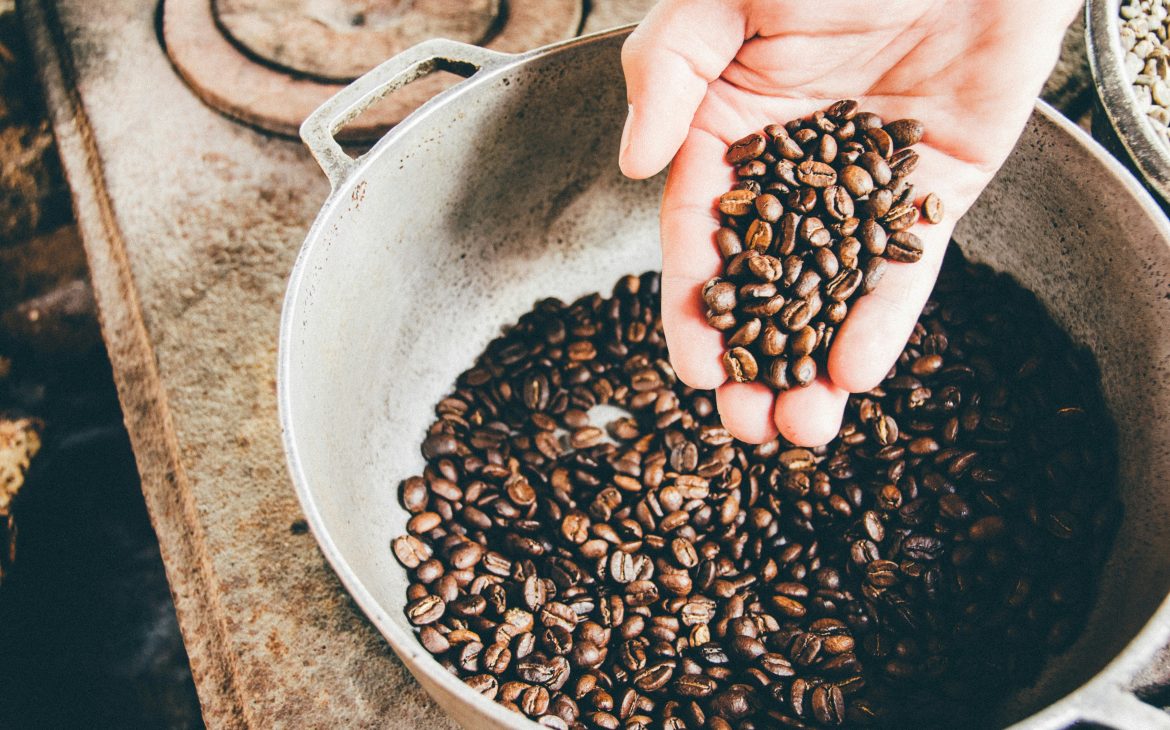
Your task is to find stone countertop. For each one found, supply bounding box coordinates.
[19,1,1097,727]
[21,0,654,727]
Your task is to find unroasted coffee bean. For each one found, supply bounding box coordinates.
[396,261,1117,730]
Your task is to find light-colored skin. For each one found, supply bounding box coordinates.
[619,0,1082,446]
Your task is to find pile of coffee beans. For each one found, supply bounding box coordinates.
[393,253,1118,729]
[1120,0,1170,151]
[703,100,943,389]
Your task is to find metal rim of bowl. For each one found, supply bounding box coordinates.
[1087,0,1170,203]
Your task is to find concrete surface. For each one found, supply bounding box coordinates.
[21,0,652,727]
[18,0,1099,727]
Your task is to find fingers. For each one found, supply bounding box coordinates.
[713,376,849,448]
[619,1,744,179]
[828,218,954,393]
[660,129,734,391]
[773,377,850,448]
[716,381,778,444]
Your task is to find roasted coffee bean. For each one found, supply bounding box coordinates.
[884,119,924,148]
[716,227,744,258]
[823,186,854,221]
[862,256,888,294]
[824,269,862,302]
[889,148,919,179]
[813,248,840,280]
[886,231,925,263]
[397,253,1116,729]
[745,219,773,251]
[857,152,892,187]
[866,127,894,157]
[839,165,874,198]
[791,356,817,387]
[723,347,759,383]
[755,193,784,223]
[728,318,762,347]
[747,254,783,282]
[401,477,429,513]
[779,299,814,333]
[406,595,445,626]
[703,280,737,314]
[884,203,920,232]
[718,190,757,217]
[867,188,894,220]
[633,662,675,692]
[796,160,837,188]
[393,535,431,569]
[466,674,499,699]
[811,684,845,725]
[922,192,944,224]
[727,133,767,165]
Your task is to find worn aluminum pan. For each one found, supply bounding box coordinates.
[281,27,1170,730]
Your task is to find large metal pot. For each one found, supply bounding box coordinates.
[280,28,1170,729]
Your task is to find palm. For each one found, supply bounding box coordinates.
[622,0,1077,445]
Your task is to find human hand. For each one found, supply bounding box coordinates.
[620,0,1081,446]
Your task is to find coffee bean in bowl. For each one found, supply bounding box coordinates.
[704,100,942,390]
[391,253,1118,729]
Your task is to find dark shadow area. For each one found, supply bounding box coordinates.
[0,344,203,729]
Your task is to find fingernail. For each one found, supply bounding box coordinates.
[619,104,634,170]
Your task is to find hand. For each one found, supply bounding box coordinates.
[620,0,1080,446]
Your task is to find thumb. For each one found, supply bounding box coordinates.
[619,0,744,179]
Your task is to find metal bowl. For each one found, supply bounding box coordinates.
[281,28,1170,730]
[1087,0,1170,205]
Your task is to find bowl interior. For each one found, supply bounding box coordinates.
[282,32,1170,728]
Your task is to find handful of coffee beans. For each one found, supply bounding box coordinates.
[704,100,945,389]
[392,257,1117,729]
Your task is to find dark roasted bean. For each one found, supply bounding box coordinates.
[884,119,924,148]
[397,237,1116,729]
[727,133,767,165]
[886,231,924,263]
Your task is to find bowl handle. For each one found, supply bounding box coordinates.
[300,39,511,190]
